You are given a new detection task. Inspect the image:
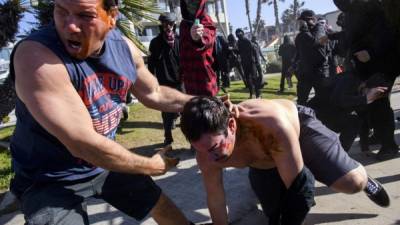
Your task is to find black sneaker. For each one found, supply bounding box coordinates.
[364,176,390,207]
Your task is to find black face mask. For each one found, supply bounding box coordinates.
[236,33,244,40]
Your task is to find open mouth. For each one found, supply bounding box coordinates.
[67,40,82,50]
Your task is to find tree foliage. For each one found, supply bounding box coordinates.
[267,0,285,35]
[0,0,25,48]
[281,0,304,33]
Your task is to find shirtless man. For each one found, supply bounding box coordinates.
[180,96,390,225]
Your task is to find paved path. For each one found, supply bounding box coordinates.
[1,87,399,225]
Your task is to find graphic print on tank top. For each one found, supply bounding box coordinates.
[78,71,132,139]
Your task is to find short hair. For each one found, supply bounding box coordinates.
[104,0,118,10]
[181,96,230,142]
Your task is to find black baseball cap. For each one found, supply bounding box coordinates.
[159,12,177,22]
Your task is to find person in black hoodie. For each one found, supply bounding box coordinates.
[148,12,181,146]
[331,0,399,160]
[295,10,330,106]
[278,35,296,93]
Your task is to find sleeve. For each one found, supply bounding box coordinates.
[148,39,157,75]
[331,74,368,111]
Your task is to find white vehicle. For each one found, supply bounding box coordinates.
[0,44,13,82]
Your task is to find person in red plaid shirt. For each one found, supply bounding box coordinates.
[180,0,218,96]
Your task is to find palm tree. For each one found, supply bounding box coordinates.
[268,0,285,36]
[0,0,25,48]
[281,0,304,32]
[117,0,160,54]
[244,0,252,34]
[254,0,268,36]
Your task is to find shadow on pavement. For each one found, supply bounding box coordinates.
[305,213,378,225]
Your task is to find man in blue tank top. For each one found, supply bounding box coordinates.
[9,0,201,224]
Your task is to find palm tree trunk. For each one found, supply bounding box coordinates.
[254,0,263,36]
[273,0,280,36]
[245,0,253,34]
[292,0,299,31]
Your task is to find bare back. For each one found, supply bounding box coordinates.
[208,99,299,169]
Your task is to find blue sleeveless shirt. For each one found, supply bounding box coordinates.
[10,25,137,182]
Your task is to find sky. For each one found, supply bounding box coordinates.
[16,0,339,36]
[226,0,338,31]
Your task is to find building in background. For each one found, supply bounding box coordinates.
[138,0,230,48]
[324,10,341,31]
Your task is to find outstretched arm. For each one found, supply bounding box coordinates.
[124,37,193,113]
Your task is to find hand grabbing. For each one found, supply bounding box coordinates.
[366,86,388,104]
[150,145,179,176]
[220,94,244,118]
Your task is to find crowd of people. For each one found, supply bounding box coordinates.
[288,4,399,161]
[1,0,399,224]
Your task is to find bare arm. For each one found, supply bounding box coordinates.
[197,154,229,225]
[14,41,176,176]
[123,37,193,113]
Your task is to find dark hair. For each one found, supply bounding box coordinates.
[298,9,316,20]
[181,96,230,142]
[104,0,118,10]
[235,28,244,35]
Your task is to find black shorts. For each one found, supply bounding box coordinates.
[15,171,161,224]
[297,105,360,186]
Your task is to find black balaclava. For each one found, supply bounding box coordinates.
[235,28,244,40]
[283,35,290,44]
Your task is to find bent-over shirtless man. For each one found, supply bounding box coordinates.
[180,97,390,225]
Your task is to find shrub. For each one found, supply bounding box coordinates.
[267,60,282,73]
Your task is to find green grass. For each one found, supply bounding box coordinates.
[0,74,297,191]
[0,127,14,191]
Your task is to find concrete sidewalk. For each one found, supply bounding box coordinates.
[1,95,399,225]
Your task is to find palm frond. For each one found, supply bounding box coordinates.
[117,18,148,55]
[116,0,161,54]
[0,0,26,47]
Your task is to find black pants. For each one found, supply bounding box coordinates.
[161,112,178,143]
[297,79,313,105]
[369,96,397,149]
[248,167,315,225]
[279,68,293,92]
[255,62,266,87]
[243,63,261,98]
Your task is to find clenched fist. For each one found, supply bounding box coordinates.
[150,145,180,176]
